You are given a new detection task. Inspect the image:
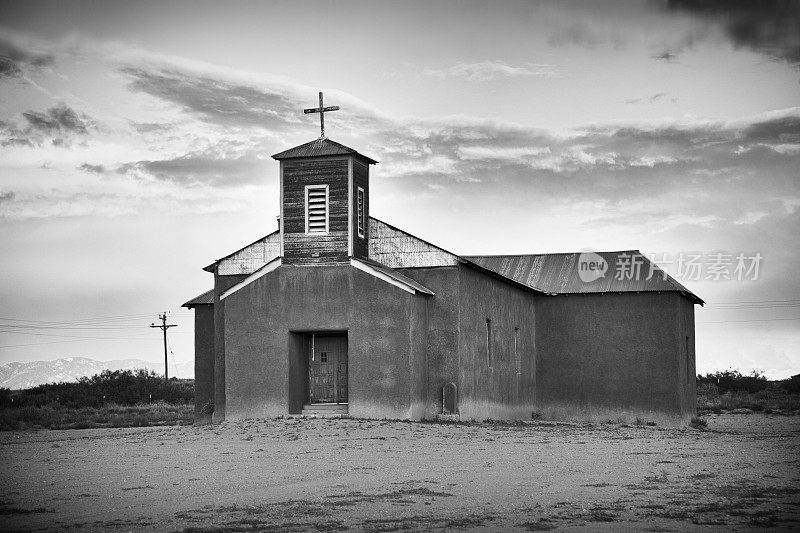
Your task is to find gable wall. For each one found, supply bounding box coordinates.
[221,264,429,420]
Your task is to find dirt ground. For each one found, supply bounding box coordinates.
[1,414,798,532]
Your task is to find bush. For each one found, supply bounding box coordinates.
[782,374,800,395]
[690,417,707,429]
[0,388,12,407]
[0,402,192,431]
[697,369,769,394]
[6,370,193,409]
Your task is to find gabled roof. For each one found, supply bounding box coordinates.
[353,257,434,295]
[466,252,704,305]
[182,289,214,308]
[271,138,378,164]
[203,230,280,273]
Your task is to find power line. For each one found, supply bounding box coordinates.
[0,330,153,340]
[698,317,800,324]
[0,337,154,348]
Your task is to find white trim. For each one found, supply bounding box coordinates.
[220,258,282,300]
[305,184,329,234]
[279,161,284,257]
[350,258,416,294]
[357,186,365,238]
[347,156,353,257]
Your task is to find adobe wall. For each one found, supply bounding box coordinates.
[456,264,538,420]
[397,266,460,417]
[212,272,247,423]
[221,264,429,421]
[535,291,693,423]
[192,304,215,424]
[677,296,697,419]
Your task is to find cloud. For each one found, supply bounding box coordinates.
[663,0,800,67]
[0,119,33,147]
[117,148,270,187]
[626,93,678,105]
[119,66,302,130]
[547,22,626,49]
[0,36,54,78]
[23,104,90,135]
[0,104,95,147]
[78,163,106,174]
[423,61,558,81]
[129,121,175,134]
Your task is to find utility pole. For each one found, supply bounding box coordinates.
[151,312,177,380]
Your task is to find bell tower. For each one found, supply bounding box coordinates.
[271,95,377,265]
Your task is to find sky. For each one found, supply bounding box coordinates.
[0,0,798,379]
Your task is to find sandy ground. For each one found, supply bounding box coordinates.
[1,414,799,532]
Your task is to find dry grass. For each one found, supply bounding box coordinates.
[697,383,800,414]
[0,401,193,431]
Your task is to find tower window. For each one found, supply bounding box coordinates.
[357,187,365,238]
[305,185,329,234]
[514,326,520,375]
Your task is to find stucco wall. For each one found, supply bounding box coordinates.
[193,304,215,424]
[677,296,697,419]
[221,264,429,420]
[398,267,460,416]
[535,291,695,422]
[213,272,247,422]
[456,265,538,420]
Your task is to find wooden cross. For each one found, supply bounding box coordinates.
[304,92,339,138]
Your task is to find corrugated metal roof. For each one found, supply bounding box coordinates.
[466,252,703,304]
[271,138,378,164]
[182,289,214,308]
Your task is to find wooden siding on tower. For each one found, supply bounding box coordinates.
[283,158,350,264]
[352,158,369,260]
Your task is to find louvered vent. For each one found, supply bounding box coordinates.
[306,185,328,233]
[357,186,365,237]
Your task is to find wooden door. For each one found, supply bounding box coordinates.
[309,335,348,404]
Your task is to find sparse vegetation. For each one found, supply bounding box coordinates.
[696,370,800,415]
[0,401,192,430]
[0,369,193,430]
[690,416,707,430]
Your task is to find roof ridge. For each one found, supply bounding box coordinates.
[465,250,641,258]
[272,137,378,164]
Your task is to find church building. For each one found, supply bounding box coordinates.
[183,95,702,425]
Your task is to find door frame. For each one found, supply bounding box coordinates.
[307,331,348,405]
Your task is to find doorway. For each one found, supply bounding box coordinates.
[309,334,348,404]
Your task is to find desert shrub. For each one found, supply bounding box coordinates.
[689,417,707,429]
[8,370,193,409]
[0,401,192,430]
[697,369,769,394]
[0,388,12,407]
[782,374,800,395]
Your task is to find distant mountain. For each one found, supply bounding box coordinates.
[0,357,194,390]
